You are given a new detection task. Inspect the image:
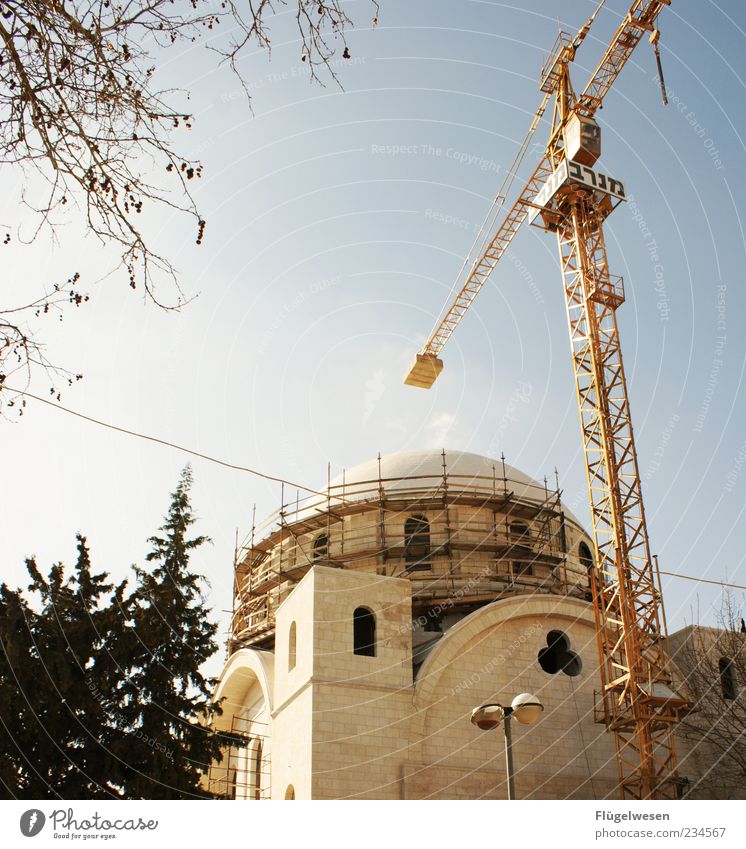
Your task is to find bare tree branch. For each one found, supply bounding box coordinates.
[0,0,379,412]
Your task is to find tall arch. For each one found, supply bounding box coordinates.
[245,737,264,800]
[211,650,274,800]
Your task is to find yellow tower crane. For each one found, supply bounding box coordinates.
[403,0,691,800]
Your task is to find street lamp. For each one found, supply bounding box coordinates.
[470,692,544,800]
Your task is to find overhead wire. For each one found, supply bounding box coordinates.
[10,388,331,499]
[7,388,744,594]
[658,571,746,592]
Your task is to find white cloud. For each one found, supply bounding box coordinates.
[362,368,386,424]
[425,412,457,447]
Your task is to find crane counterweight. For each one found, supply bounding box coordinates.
[403,353,444,389]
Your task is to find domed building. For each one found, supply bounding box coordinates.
[208,449,734,800]
[230,449,597,650]
[208,449,622,799]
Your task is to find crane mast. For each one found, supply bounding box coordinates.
[404,1,690,800]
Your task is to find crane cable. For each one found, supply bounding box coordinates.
[651,26,669,105]
[423,0,608,346]
[424,88,551,344]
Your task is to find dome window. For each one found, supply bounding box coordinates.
[404,515,431,571]
[353,606,376,657]
[538,630,582,677]
[510,522,533,576]
[579,541,593,572]
[313,533,329,562]
[719,657,738,701]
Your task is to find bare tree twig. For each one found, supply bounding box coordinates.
[0,0,379,413]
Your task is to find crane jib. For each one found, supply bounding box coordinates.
[528,160,627,227]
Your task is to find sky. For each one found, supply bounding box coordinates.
[2,0,745,676]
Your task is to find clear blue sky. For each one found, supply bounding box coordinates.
[2,0,745,673]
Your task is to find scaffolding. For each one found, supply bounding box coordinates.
[207,715,271,800]
[230,455,586,652]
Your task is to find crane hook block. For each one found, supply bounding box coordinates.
[404,353,444,389]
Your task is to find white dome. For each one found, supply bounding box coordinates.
[327,449,584,527]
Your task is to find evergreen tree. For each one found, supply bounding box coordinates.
[0,470,227,799]
[0,582,39,798]
[0,536,126,798]
[117,466,223,798]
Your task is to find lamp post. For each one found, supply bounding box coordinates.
[470,693,544,800]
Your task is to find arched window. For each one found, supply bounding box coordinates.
[288,621,297,671]
[510,522,532,576]
[313,533,329,562]
[353,606,376,657]
[285,784,295,800]
[404,515,431,571]
[579,541,593,572]
[719,657,738,701]
[246,738,263,800]
[253,739,263,801]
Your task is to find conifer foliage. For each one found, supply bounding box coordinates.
[0,535,124,797]
[117,465,222,798]
[0,467,224,799]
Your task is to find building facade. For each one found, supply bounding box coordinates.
[668,625,746,800]
[209,449,742,800]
